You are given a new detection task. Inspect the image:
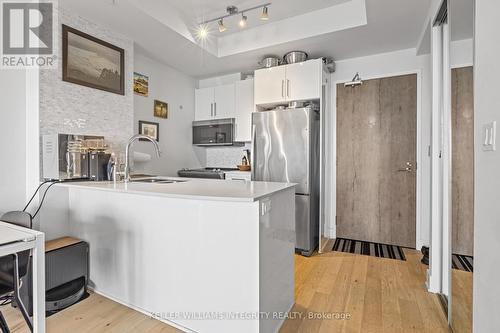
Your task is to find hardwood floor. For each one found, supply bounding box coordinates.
[1,249,449,333]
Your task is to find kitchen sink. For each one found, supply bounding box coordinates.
[131,178,187,184]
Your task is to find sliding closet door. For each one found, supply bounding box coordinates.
[336,74,417,247]
[451,66,474,256]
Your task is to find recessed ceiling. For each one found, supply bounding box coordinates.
[59,0,432,78]
[168,0,352,35]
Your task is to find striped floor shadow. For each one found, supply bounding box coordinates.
[452,253,473,272]
[331,238,407,261]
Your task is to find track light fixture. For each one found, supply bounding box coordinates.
[197,2,271,34]
[218,19,226,32]
[261,6,269,20]
[239,13,247,28]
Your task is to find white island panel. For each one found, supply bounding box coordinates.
[39,180,295,333]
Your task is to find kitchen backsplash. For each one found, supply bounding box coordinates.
[39,7,134,153]
[206,144,251,168]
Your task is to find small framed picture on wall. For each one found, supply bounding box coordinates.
[154,100,168,119]
[138,121,159,141]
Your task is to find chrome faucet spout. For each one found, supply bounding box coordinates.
[124,134,161,182]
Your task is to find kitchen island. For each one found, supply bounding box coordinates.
[38,179,296,333]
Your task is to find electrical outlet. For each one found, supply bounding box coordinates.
[483,121,497,152]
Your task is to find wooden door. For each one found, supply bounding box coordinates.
[336,74,417,247]
[451,66,474,256]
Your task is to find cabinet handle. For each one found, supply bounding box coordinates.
[210,103,213,117]
[214,102,217,117]
[287,79,290,98]
[281,80,285,98]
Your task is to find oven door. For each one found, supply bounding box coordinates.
[192,118,235,146]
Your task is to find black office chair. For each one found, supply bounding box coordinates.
[0,212,34,333]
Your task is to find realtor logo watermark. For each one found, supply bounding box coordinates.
[1,0,57,68]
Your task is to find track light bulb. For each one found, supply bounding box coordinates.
[218,19,226,32]
[197,25,208,39]
[261,6,269,20]
[239,14,247,27]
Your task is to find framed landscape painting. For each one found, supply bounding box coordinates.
[62,25,125,95]
[134,72,149,96]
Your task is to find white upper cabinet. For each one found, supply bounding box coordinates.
[285,61,321,102]
[213,84,235,119]
[234,79,254,142]
[195,87,214,121]
[254,66,287,105]
[195,84,235,121]
[254,59,323,105]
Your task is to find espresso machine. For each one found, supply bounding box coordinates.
[42,134,110,181]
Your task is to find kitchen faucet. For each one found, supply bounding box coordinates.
[124,134,161,182]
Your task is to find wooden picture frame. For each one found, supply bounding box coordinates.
[62,24,125,95]
[154,100,168,119]
[138,121,159,142]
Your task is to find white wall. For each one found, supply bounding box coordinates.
[0,70,27,215]
[132,53,201,176]
[0,69,39,216]
[473,1,500,332]
[451,38,473,68]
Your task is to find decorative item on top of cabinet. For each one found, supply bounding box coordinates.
[254,58,322,105]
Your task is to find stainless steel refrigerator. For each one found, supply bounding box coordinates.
[252,105,320,256]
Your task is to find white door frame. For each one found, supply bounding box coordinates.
[330,69,423,250]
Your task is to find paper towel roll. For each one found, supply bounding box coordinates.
[133,152,152,163]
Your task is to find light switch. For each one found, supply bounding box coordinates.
[483,121,496,152]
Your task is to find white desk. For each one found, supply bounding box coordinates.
[0,221,45,333]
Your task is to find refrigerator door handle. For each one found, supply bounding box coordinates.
[251,124,256,180]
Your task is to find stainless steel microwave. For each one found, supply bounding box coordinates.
[192,118,235,146]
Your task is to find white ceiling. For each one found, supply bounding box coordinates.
[168,0,351,35]
[60,0,432,78]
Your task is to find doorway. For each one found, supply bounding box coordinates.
[336,74,418,248]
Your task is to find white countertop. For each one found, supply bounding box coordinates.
[56,178,295,202]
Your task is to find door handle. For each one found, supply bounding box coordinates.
[397,162,413,172]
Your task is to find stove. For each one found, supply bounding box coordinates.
[177,167,239,179]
